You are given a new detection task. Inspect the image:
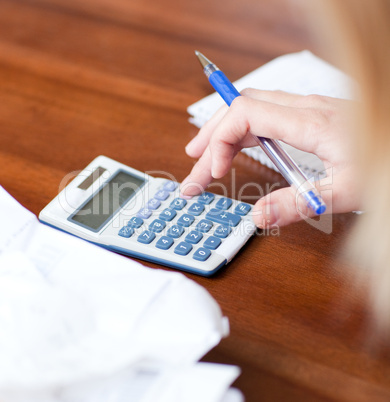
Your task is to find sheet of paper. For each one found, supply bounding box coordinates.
[0,186,236,402]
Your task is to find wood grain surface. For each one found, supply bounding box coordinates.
[1,0,390,401]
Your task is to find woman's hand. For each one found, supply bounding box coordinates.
[180,89,361,228]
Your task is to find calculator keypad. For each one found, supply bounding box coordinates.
[117,180,252,266]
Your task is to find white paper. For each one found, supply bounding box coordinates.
[0,186,238,402]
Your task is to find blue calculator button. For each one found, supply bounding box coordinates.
[167,224,184,238]
[137,230,156,244]
[159,208,177,221]
[187,202,205,216]
[177,214,195,227]
[174,241,193,256]
[203,236,221,250]
[147,198,161,210]
[156,236,174,250]
[127,216,144,228]
[197,192,215,205]
[170,198,187,210]
[195,219,213,233]
[149,219,166,232]
[214,225,232,238]
[154,190,169,201]
[215,197,233,210]
[206,209,241,227]
[163,181,178,192]
[185,230,203,244]
[193,247,211,262]
[118,226,134,238]
[234,203,251,216]
[137,207,152,219]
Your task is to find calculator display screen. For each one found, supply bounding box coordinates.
[69,170,145,232]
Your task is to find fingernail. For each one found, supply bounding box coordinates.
[179,177,203,198]
[179,193,192,200]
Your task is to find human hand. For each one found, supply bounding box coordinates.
[180,89,361,228]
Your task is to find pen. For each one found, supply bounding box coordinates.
[195,50,326,215]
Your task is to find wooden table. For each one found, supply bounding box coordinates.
[1,0,390,400]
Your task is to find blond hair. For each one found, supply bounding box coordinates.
[310,0,390,333]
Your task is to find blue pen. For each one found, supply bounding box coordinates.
[195,50,326,215]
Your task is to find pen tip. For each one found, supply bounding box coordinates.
[194,50,213,69]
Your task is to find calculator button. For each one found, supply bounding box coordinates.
[206,209,241,227]
[234,203,251,216]
[203,236,221,250]
[197,192,215,205]
[167,224,184,238]
[177,214,195,227]
[156,236,174,250]
[193,247,211,262]
[195,219,213,233]
[159,208,177,221]
[154,190,169,201]
[163,181,178,192]
[146,198,161,210]
[215,197,233,210]
[149,219,166,233]
[137,207,152,219]
[127,216,144,228]
[185,230,203,244]
[187,202,205,216]
[174,241,193,256]
[214,225,232,238]
[137,230,156,244]
[170,198,187,210]
[118,226,134,238]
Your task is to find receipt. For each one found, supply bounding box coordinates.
[0,186,237,402]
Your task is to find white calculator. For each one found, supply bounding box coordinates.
[39,156,257,276]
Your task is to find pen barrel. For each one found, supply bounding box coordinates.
[255,136,306,188]
[254,136,326,215]
[209,71,241,106]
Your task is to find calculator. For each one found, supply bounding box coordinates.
[39,156,257,276]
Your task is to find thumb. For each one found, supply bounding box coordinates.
[252,185,329,229]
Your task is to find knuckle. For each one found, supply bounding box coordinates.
[240,87,260,98]
[230,95,248,112]
[293,94,327,108]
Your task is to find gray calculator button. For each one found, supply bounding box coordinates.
[154,190,169,201]
[137,230,156,244]
[215,197,233,210]
[167,224,184,238]
[185,230,203,244]
[118,226,134,238]
[203,236,221,250]
[195,219,213,233]
[193,247,211,262]
[187,202,205,216]
[206,209,241,227]
[174,241,192,256]
[147,198,161,210]
[170,198,187,210]
[137,207,152,219]
[156,236,174,250]
[127,216,143,228]
[159,208,177,221]
[177,214,195,227]
[149,219,166,233]
[214,225,232,238]
[197,192,215,205]
[163,181,178,192]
